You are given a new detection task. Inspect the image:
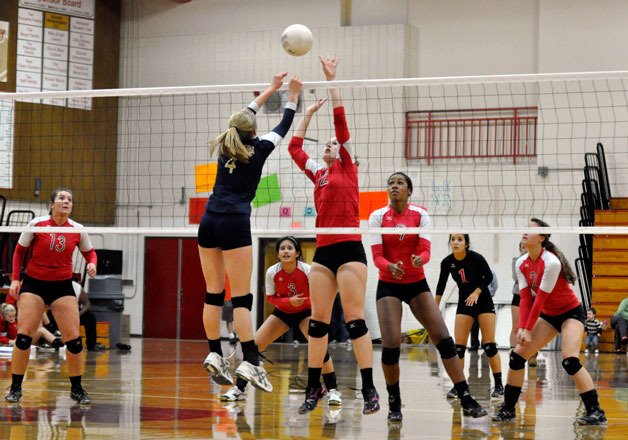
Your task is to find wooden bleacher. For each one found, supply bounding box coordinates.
[591,197,628,352]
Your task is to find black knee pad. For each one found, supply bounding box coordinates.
[15,334,33,350]
[308,319,330,338]
[455,344,467,359]
[562,357,582,376]
[381,347,401,365]
[65,337,84,354]
[205,291,225,306]
[323,352,331,363]
[231,293,253,310]
[346,319,368,340]
[509,351,527,370]
[482,342,498,357]
[435,337,457,359]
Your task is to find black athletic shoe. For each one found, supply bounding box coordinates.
[388,395,402,422]
[490,384,505,400]
[577,407,607,425]
[492,404,516,421]
[362,387,380,415]
[460,392,487,418]
[5,385,22,403]
[298,386,325,414]
[446,387,458,399]
[388,409,403,422]
[70,387,92,405]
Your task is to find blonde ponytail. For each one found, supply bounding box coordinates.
[210,109,256,163]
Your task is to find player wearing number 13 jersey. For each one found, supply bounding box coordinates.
[6,189,97,406]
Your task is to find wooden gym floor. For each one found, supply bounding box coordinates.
[0,339,627,439]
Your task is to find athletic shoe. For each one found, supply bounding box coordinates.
[298,386,325,414]
[70,387,91,405]
[235,361,272,392]
[204,352,234,386]
[492,404,516,421]
[5,385,22,403]
[327,388,342,407]
[577,407,607,425]
[490,384,505,400]
[446,387,458,399]
[229,333,238,346]
[362,387,380,415]
[460,392,487,418]
[388,409,403,423]
[220,386,246,402]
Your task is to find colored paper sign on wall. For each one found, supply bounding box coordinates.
[189,197,208,224]
[304,206,315,217]
[279,206,292,218]
[291,221,302,228]
[358,191,388,220]
[252,174,282,208]
[195,163,218,193]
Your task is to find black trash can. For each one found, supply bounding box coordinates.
[88,275,124,347]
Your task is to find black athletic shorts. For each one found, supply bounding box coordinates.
[198,211,251,250]
[376,279,431,304]
[20,274,75,306]
[540,305,585,332]
[456,292,495,317]
[313,241,367,275]
[222,300,233,322]
[272,308,311,328]
[511,294,521,307]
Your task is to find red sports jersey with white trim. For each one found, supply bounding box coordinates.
[265,261,311,313]
[369,204,431,283]
[17,216,94,281]
[288,106,360,248]
[516,249,580,330]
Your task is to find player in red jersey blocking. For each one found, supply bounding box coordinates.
[289,55,379,415]
[493,218,606,425]
[6,189,97,405]
[369,172,487,421]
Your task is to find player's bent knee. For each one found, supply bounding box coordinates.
[205,291,225,306]
[231,293,253,310]
[65,337,84,354]
[435,337,457,359]
[509,351,527,370]
[15,334,33,351]
[482,342,498,357]
[561,357,582,375]
[308,320,330,338]
[346,319,368,340]
[455,344,467,359]
[381,347,400,365]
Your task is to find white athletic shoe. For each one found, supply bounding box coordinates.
[220,386,246,401]
[203,352,234,386]
[235,361,273,392]
[327,388,342,407]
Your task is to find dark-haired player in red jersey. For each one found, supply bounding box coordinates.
[369,172,487,421]
[5,189,97,405]
[221,236,340,407]
[493,218,606,425]
[289,55,379,416]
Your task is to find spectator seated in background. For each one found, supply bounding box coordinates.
[611,297,628,353]
[1,304,18,346]
[47,281,106,352]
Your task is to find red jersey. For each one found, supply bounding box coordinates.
[0,315,17,345]
[516,249,581,330]
[14,215,96,281]
[265,261,311,313]
[369,204,431,283]
[288,106,360,248]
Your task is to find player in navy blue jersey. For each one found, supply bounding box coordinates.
[436,234,503,401]
[198,72,302,393]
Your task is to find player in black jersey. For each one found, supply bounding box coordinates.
[198,72,302,393]
[436,234,503,401]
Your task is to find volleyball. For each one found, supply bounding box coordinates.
[281,24,313,57]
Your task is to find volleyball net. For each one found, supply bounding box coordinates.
[0,71,627,238]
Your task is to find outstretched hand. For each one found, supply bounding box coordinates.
[306,98,327,115]
[288,74,303,94]
[271,71,289,90]
[320,55,339,81]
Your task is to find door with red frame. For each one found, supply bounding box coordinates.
[144,237,206,339]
